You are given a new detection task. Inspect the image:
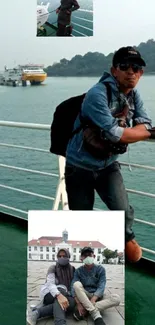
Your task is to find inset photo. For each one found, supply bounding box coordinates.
[37,0,93,37]
[27,211,124,325]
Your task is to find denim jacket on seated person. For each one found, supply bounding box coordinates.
[66,72,152,171]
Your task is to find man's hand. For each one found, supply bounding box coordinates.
[57,293,69,310]
[90,295,99,306]
[149,127,155,139]
[77,302,87,316]
[56,9,60,14]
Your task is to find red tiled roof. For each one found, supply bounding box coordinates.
[28,239,62,246]
[39,236,62,240]
[28,239,105,248]
[68,240,105,248]
[118,252,124,256]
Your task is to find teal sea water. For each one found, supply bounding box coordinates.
[0,76,155,259]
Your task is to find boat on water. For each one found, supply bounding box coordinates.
[20,64,47,86]
[0,64,47,87]
[0,120,155,325]
[0,66,22,87]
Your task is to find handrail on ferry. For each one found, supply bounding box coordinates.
[0,120,155,257]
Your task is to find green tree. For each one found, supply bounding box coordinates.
[45,39,155,76]
[102,248,118,264]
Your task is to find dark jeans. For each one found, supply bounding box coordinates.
[38,288,75,325]
[56,23,66,36]
[65,161,135,242]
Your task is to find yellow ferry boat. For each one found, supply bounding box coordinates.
[20,64,47,85]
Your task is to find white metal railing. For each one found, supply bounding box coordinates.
[0,120,155,256]
[78,9,93,13]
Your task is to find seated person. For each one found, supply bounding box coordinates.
[71,247,121,325]
[27,248,75,325]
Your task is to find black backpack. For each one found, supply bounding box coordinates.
[50,82,112,157]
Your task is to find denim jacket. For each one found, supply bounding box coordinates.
[71,264,106,298]
[66,72,152,170]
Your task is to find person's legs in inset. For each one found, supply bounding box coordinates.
[56,23,66,36]
[53,299,66,325]
[27,293,54,325]
[95,161,142,262]
[53,289,76,325]
[66,296,76,313]
[65,164,95,210]
[73,281,105,323]
[95,294,120,312]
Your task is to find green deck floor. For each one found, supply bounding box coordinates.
[0,214,155,325]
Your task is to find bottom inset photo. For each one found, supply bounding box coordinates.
[27,211,124,325]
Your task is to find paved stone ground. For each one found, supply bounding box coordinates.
[27,261,124,325]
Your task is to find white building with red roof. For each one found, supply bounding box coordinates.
[28,229,106,263]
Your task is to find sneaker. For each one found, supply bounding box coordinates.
[94,317,106,325]
[73,309,85,321]
[125,239,142,262]
[27,309,39,325]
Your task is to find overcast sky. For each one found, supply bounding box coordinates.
[28,211,124,251]
[0,0,154,69]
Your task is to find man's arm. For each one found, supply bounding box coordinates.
[132,89,152,128]
[71,0,80,11]
[120,124,151,143]
[93,266,106,298]
[81,85,125,143]
[71,268,87,315]
[119,89,152,143]
[81,85,152,145]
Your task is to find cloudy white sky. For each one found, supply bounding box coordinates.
[0,0,154,69]
[28,211,124,251]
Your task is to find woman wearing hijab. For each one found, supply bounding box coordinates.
[27,248,75,325]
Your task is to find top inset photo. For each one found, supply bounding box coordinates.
[37,0,93,37]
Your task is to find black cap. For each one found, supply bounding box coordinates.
[113,46,146,67]
[81,247,94,256]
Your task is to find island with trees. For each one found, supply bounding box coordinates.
[45,39,155,76]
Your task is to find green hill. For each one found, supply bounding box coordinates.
[45,39,155,76]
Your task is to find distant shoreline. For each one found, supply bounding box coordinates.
[47,73,155,77]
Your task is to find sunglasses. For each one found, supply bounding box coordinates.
[117,63,143,73]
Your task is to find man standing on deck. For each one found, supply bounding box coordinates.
[56,0,80,36]
[71,247,120,325]
[65,46,154,263]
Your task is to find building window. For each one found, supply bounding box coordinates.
[97,256,100,261]
[52,254,55,261]
[29,246,31,251]
[46,254,49,260]
[98,248,101,254]
[40,254,43,260]
[40,247,43,252]
[46,247,49,252]
[73,248,76,253]
[52,247,55,252]
[73,255,76,261]
[34,246,37,251]
[29,253,32,259]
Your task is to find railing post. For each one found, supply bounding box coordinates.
[52,179,62,210]
[58,156,69,210]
